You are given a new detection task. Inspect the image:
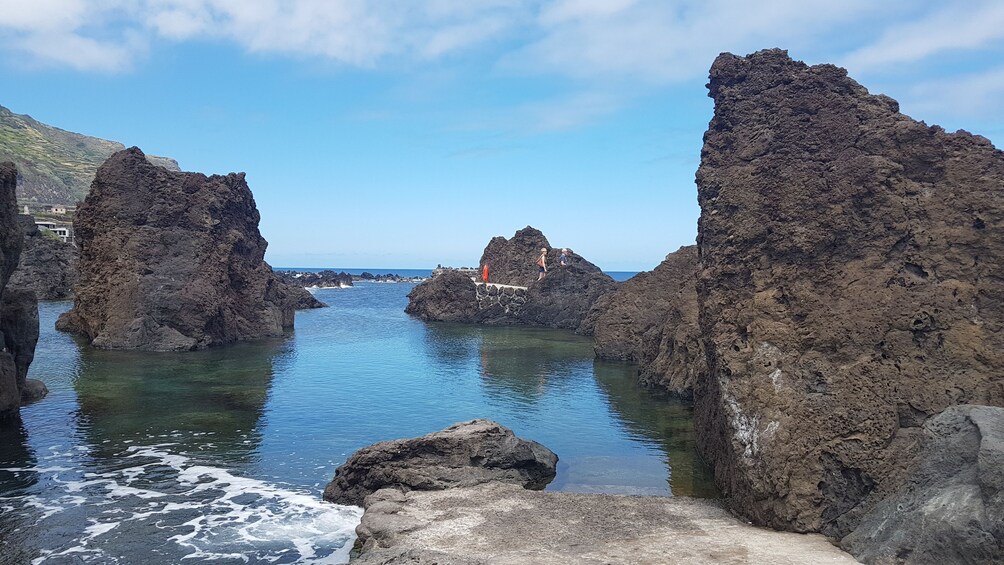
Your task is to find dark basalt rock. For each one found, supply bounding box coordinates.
[695,49,1004,536]
[55,147,296,351]
[322,419,558,507]
[406,226,614,330]
[582,246,702,398]
[405,270,479,323]
[0,163,41,419]
[842,405,1004,564]
[274,269,353,289]
[7,214,78,300]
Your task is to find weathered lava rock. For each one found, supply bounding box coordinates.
[695,49,1004,537]
[0,163,41,419]
[274,269,353,289]
[270,274,327,310]
[406,226,614,330]
[56,147,296,351]
[322,419,558,507]
[7,215,78,300]
[405,270,479,322]
[583,246,703,398]
[842,405,1004,564]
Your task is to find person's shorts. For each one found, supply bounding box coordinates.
[538,266,545,273]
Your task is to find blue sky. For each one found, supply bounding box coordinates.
[1,1,1002,271]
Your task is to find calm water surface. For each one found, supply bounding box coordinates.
[0,282,715,564]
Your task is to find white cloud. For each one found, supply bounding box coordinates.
[842,1,1004,71]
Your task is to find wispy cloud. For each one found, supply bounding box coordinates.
[842,1,1004,71]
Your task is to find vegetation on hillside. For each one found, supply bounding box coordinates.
[0,104,179,204]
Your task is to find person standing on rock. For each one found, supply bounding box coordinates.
[536,248,548,280]
[559,248,569,267]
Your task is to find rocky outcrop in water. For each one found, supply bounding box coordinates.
[322,419,557,507]
[583,246,703,398]
[842,405,1004,564]
[56,148,297,351]
[694,49,1004,539]
[274,269,354,289]
[406,227,614,330]
[0,163,41,419]
[7,216,78,300]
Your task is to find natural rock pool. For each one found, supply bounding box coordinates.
[0,282,716,563]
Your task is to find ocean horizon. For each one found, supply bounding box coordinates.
[276,267,640,282]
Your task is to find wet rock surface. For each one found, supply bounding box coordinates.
[694,49,1004,536]
[350,482,860,565]
[583,245,703,398]
[842,405,1004,564]
[322,419,557,507]
[0,163,41,419]
[56,148,296,351]
[7,215,78,300]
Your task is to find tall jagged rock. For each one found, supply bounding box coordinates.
[56,148,295,351]
[7,215,78,300]
[695,49,1004,538]
[0,163,41,419]
[406,226,614,330]
[583,246,703,398]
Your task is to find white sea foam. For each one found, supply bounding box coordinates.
[14,443,363,564]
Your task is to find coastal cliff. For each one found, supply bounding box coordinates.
[406,226,615,330]
[7,216,78,300]
[583,246,703,398]
[0,163,41,419]
[56,148,297,351]
[694,48,1004,544]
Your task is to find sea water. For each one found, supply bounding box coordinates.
[0,281,715,564]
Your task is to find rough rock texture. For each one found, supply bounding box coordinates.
[842,405,1004,564]
[322,419,557,507]
[583,246,703,398]
[351,482,861,565]
[7,215,78,300]
[0,163,41,419]
[270,275,327,310]
[695,49,1004,537]
[55,148,296,351]
[405,271,480,323]
[406,227,614,330]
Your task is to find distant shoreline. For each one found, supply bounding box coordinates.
[275,267,639,282]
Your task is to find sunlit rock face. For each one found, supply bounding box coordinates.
[694,49,1004,537]
[57,148,294,351]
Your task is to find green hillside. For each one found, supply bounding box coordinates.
[0,104,180,204]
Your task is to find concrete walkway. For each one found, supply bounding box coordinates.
[352,483,860,564]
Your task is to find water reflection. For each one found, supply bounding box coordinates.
[73,339,288,467]
[593,361,719,497]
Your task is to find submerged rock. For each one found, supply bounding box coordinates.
[7,214,78,300]
[56,147,296,351]
[695,49,1004,536]
[842,405,1004,564]
[583,245,703,398]
[322,419,557,507]
[0,163,41,419]
[405,226,614,330]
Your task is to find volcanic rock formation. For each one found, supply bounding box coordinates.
[56,148,298,351]
[842,405,1004,564]
[694,48,1004,539]
[583,245,703,398]
[322,419,557,507]
[7,216,78,300]
[0,163,41,419]
[406,226,615,330]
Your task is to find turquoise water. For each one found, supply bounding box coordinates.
[0,281,715,563]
